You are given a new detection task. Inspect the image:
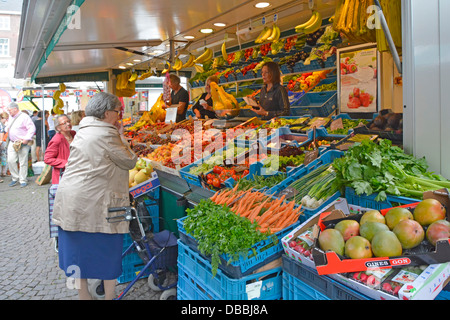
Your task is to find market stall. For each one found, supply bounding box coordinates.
[14,0,450,301]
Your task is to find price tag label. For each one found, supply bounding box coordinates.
[273,14,278,22]
[278,186,298,200]
[303,149,319,165]
[330,118,344,132]
[261,16,266,25]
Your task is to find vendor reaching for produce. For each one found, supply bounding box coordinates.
[165,74,190,122]
[250,61,290,120]
[192,75,218,119]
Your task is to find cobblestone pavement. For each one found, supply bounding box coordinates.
[0,174,169,300]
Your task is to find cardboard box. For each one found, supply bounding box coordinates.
[329,262,450,300]
[129,171,160,198]
[311,189,450,276]
[282,198,351,270]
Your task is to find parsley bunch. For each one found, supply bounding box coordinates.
[183,199,272,277]
[332,139,450,201]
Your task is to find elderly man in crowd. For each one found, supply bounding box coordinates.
[6,102,36,187]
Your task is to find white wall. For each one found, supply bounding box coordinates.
[402,0,450,178]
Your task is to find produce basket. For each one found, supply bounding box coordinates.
[344,186,420,210]
[282,255,371,300]
[177,240,283,300]
[290,91,337,117]
[177,213,299,278]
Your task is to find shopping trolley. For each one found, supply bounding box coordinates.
[88,196,178,300]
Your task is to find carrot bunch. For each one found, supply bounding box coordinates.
[210,183,303,234]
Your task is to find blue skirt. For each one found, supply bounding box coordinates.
[58,227,124,280]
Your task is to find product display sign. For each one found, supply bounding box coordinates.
[165,107,178,124]
[337,44,379,114]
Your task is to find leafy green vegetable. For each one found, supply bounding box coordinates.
[332,139,450,201]
[183,199,273,276]
[235,173,287,191]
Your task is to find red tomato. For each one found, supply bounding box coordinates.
[213,166,222,174]
[207,178,213,185]
[212,178,220,188]
[232,175,238,181]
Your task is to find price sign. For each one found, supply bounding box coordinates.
[165,107,178,124]
[261,16,266,25]
[273,14,278,22]
[330,118,344,132]
[303,149,319,166]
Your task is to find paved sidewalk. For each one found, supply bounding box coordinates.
[0,174,165,300]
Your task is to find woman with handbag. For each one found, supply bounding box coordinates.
[44,114,76,252]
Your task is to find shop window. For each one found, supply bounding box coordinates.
[0,16,10,30]
[0,38,9,56]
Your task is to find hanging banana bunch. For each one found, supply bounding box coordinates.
[295,10,322,34]
[267,23,281,42]
[52,83,66,114]
[181,54,195,69]
[194,47,213,64]
[332,0,376,44]
[255,26,273,44]
[161,61,171,74]
[172,58,183,71]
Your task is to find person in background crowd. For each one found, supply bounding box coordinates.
[47,109,57,141]
[31,110,38,121]
[6,102,36,188]
[251,61,290,120]
[33,111,48,162]
[192,75,219,120]
[52,92,137,300]
[70,110,85,132]
[44,114,76,253]
[166,74,190,123]
[0,112,9,182]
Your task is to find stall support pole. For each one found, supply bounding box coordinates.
[41,85,46,154]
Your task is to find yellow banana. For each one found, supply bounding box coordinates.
[271,25,281,42]
[267,24,278,41]
[53,90,61,100]
[303,11,322,34]
[181,54,195,69]
[203,48,213,63]
[295,11,319,33]
[221,42,227,60]
[255,26,272,44]
[194,64,204,73]
[129,72,138,82]
[194,48,212,64]
[59,83,66,92]
[173,58,183,71]
[259,26,273,43]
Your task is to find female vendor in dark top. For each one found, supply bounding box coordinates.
[192,75,219,119]
[251,61,290,120]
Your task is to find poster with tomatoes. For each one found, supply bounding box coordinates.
[337,44,379,114]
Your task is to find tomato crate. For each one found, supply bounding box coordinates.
[290,92,337,117]
[177,214,300,279]
[177,240,283,300]
[282,255,371,300]
[344,186,420,210]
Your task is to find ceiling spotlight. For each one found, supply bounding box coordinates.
[200,28,214,34]
[126,62,134,66]
[213,23,226,27]
[255,2,271,8]
[133,59,141,62]
[118,66,126,69]
[184,35,195,39]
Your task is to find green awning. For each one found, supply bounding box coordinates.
[34,71,109,84]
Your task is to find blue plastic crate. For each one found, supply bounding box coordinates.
[344,187,420,211]
[265,149,344,219]
[177,240,283,300]
[177,212,299,278]
[282,272,330,300]
[280,64,292,74]
[435,289,450,300]
[290,92,337,117]
[282,255,371,300]
[324,55,337,68]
